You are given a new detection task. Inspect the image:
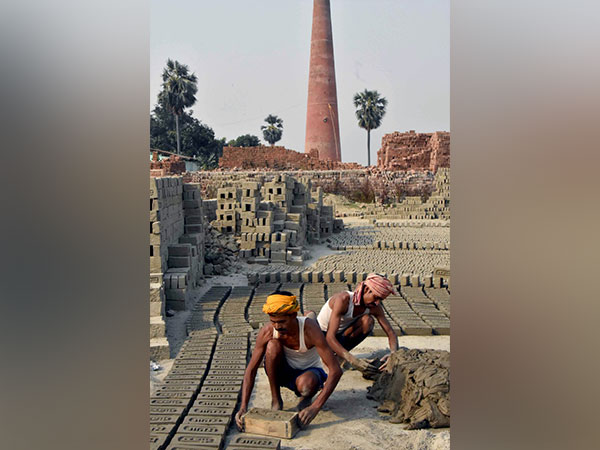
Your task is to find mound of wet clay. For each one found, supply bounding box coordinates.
[367,348,450,429]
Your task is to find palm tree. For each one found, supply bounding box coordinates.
[159,59,198,154]
[261,114,284,146]
[353,89,388,166]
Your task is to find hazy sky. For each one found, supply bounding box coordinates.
[150,0,449,165]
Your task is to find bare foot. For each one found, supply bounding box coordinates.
[297,396,312,411]
[271,397,283,410]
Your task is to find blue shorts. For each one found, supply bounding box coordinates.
[266,363,328,397]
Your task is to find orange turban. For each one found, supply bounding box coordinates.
[262,294,299,315]
[353,273,397,305]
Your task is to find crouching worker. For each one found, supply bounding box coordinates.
[235,291,342,430]
[314,274,399,376]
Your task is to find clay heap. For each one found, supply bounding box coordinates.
[213,174,343,265]
[368,348,450,429]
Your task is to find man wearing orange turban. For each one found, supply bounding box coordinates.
[235,291,342,431]
[314,274,399,375]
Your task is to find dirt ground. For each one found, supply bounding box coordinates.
[226,336,450,450]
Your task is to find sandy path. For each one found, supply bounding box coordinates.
[227,336,450,450]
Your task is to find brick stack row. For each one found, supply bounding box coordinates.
[149,177,207,362]
[213,174,342,266]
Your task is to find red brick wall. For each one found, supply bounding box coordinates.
[219,146,362,171]
[150,154,186,176]
[377,131,450,171]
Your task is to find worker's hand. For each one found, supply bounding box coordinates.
[346,353,378,376]
[298,405,319,428]
[379,353,391,372]
[235,407,246,431]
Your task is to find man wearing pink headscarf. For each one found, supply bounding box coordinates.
[311,274,399,376]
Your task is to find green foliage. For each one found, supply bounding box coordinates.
[261,114,284,146]
[159,59,198,116]
[353,89,388,166]
[150,98,222,169]
[159,59,198,154]
[227,134,261,147]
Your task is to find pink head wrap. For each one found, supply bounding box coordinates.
[353,273,398,306]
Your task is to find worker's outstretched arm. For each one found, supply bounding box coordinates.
[370,304,398,371]
[298,318,342,427]
[235,325,270,430]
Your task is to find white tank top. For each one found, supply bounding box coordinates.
[317,291,356,333]
[273,317,323,370]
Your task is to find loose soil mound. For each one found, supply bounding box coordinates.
[367,348,450,429]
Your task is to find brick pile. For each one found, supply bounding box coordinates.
[377,130,450,172]
[150,151,186,177]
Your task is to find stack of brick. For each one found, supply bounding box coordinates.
[150,177,184,361]
[306,187,323,244]
[210,174,342,266]
[149,177,207,361]
[320,205,334,237]
[215,187,240,233]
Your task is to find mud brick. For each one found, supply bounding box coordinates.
[229,435,281,449]
[168,433,222,449]
[150,433,169,450]
[201,385,241,393]
[205,375,244,382]
[203,379,243,387]
[182,343,215,350]
[210,364,247,372]
[169,368,205,376]
[150,423,176,435]
[172,362,209,370]
[176,352,213,360]
[212,353,246,361]
[150,406,187,416]
[166,445,219,450]
[410,275,421,287]
[156,384,198,392]
[150,414,182,425]
[188,407,234,418]
[209,369,246,376]
[197,392,240,401]
[194,399,238,409]
[180,419,229,431]
[165,374,203,382]
[150,398,190,408]
[153,390,195,399]
[161,379,198,387]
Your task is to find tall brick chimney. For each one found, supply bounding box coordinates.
[304,0,341,161]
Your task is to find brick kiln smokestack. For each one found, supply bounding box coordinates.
[304,0,341,161]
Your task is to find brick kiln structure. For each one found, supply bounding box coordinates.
[219,146,361,171]
[377,131,450,172]
[305,0,341,161]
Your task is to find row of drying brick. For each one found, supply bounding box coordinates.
[247,271,449,289]
[245,281,450,336]
[152,323,280,449]
[328,241,450,251]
